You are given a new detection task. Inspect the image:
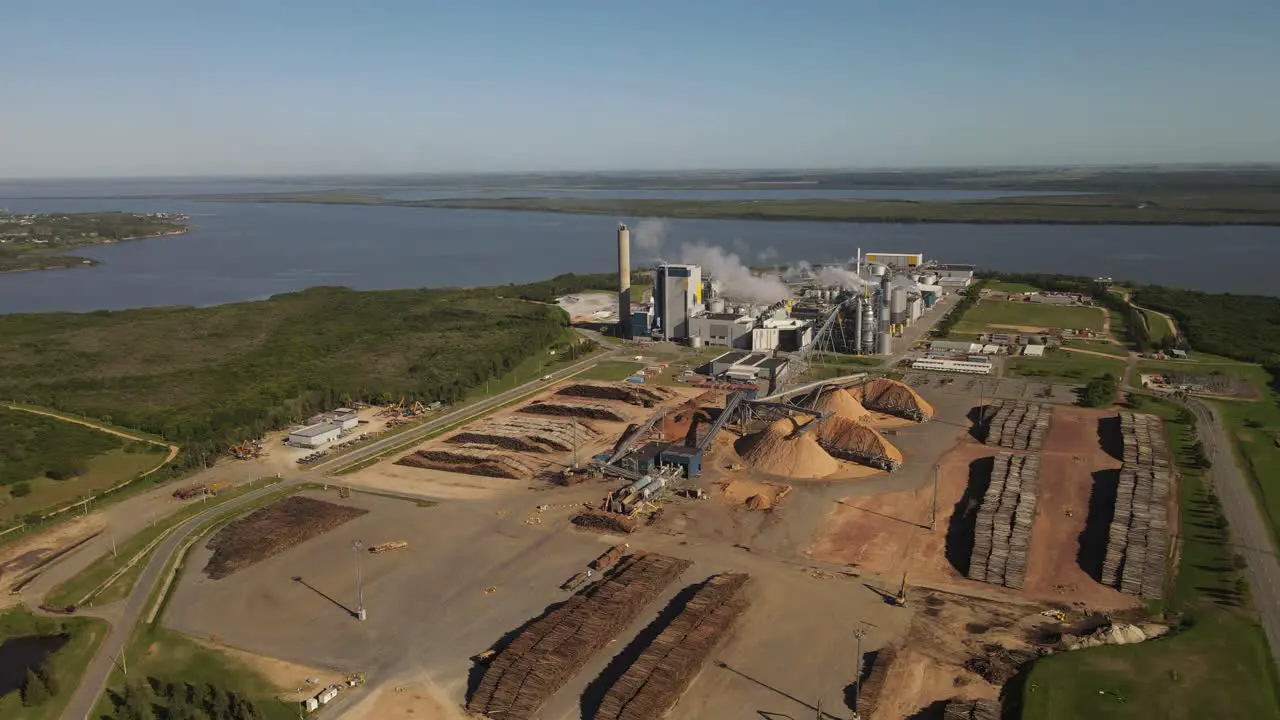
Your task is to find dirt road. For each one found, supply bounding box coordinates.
[2,404,179,475]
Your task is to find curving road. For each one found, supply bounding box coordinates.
[59,343,620,720]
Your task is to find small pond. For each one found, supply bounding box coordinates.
[0,634,69,696]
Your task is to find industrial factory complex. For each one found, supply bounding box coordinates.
[88,221,1184,720]
[611,223,971,365]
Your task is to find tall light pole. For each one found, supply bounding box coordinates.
[852,626,868,719]
[352,539,366,621]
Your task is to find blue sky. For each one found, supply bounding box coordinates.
[3,0,1278,177]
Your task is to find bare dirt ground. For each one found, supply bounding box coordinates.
[0,516,104,600]
[867,591,1047,720]
[340,678,469,720]
[717,478,791,510]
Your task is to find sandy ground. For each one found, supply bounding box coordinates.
[339,679,469,720]
[0,516,104,600]
[555,292,616,323]
[718,478,791,510]
[809,404,1139,612]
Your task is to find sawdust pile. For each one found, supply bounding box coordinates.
[735,418,838,479]
[851,377,935,421]
[816,417,904,464]
[806,387,873,423]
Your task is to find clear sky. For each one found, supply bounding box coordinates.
[4,0,1278,178]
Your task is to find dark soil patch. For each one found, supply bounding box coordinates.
[203,496,367,579]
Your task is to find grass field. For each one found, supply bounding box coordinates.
[1006,348,1126,384]
[574,361,645,381]
[1216,397,1280,550]
[0,607,107,720]
[1,448,167,524]
[951,299,1106,335]
[1020,398,1280,719]
[1061,340,1129,357]
[1142,308,1174,343]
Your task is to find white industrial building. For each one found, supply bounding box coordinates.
[911,358,993,375]
[331,408,360,430]
[864,251,924,269]
[934,264,975,288]
[288,422,342,448]
[1022,344,1047,357]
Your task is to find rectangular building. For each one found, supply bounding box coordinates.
[864,251,924,269]
[687,313,753,348]
[911,358,992,375]
[934,264,975,287]
[654,263,703,341]
[288,422,342,448]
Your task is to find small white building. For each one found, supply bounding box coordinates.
[911,358,993,375]
[331,408,360,430]
[1022,344,1047,357]
[289,422,342,448]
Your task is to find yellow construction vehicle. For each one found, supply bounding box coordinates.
[893,573,908,607]
[344,672,366,687]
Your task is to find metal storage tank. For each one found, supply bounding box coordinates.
[690,335,703,348]
[891,287,907,314]
[710,298,726,313]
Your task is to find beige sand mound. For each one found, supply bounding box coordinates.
[735,418,839,479]
[851,378,935,421]
[817,417,905,464]
[806,387,873,423]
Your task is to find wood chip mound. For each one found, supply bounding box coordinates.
[446,416,597,453]
[804,386,873,423]
[595,573,751,720]
[735,417,838,478]
[467,552,692,720]
[815,417,903,469]
[203,496,367,579]
[850,377,935,421]
[520,401,626,422]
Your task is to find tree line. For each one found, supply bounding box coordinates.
[105,678,268,720]
[933,280,988,337]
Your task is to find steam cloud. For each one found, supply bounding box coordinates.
[815,266,866,291]
[757,247,778,263]
[679,242,791,303]
[630,218,668,258]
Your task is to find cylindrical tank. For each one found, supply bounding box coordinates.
[854,298,864,354]
[891,287,907,314]
[871,264,887,277]
[861,299,875,353]
[690,335,703,348]
[710,298,726,313]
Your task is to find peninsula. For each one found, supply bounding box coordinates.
[0,211,189,272]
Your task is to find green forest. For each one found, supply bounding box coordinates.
[0,407,122,486]
[1134,286,1280,369]
[0,286,571,472]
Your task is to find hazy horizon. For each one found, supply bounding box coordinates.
[5,1,1279,178]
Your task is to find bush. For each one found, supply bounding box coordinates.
[45,461,88,481]
[1080,373,1119,407]
[10,482,32,498]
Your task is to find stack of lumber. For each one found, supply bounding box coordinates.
[1100,412,1172,599]
[968,452,1041,589]
[595,573,751,720]
[982,400,1050,451]
[468,553,691,720]
[942,698,1001,720]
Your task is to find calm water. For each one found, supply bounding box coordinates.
[1,187,1277,314]
[0,634,68,695]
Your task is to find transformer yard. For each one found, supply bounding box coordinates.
[154,354,1180,718]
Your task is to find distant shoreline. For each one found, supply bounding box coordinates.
[0,227,189,274]
[175,193,1280,226]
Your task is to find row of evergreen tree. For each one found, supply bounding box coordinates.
[105,679,266,720]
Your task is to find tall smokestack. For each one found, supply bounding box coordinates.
[617,223,632,338]
[879,273,892,355]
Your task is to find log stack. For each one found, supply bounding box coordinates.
[982,400,1050,451]
[594,573,751,720]
[1100,411,1172,600]
[942,698,1001,720]
[467,552,691,720]
[968,452,1041,589]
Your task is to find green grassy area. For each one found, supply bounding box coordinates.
[574,361,646,382]
[1061,340,1129,357]
[1005,348,1126,384]
[984,281,1042,294]
[0,286,572,476]
[1215,398,1280,550]
[0,606,107,720]
[44,479,279,609]
[1141,308,1174,343]
[1020,397,1280,719]
[94,627,297,720]
[1,448,166,525]
[951,299,1105,335]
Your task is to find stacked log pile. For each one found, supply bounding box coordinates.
[968,452,1041,589]
[447,417,597,453]
[1101,412,1171,600]
[468,553,692,720]
[572,511,639,534]
[557,383,672,406]
[942,698,1001,720]
[396,448,535,478]
[982,400,1050,451]
[521,401,627,422]
[594,573,751,720]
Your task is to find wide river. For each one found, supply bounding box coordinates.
[1,180,1277,314]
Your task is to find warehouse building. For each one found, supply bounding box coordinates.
[865,251,923,269]
[911,358,993,375]
[288,422,342,448]
[688,312,754,348]
[930,340,983,355]
[934,264,975,288]
[331,408,360,430]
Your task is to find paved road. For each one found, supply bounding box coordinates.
[59,343,621,720]
[1185,399,1280,677]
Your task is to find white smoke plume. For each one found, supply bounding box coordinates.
[892,274,919,291]
[630,218,668,258]
[679,242,791,303]
[757,247,778,263]
[782,260,813,282]
[815,266,867,291]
